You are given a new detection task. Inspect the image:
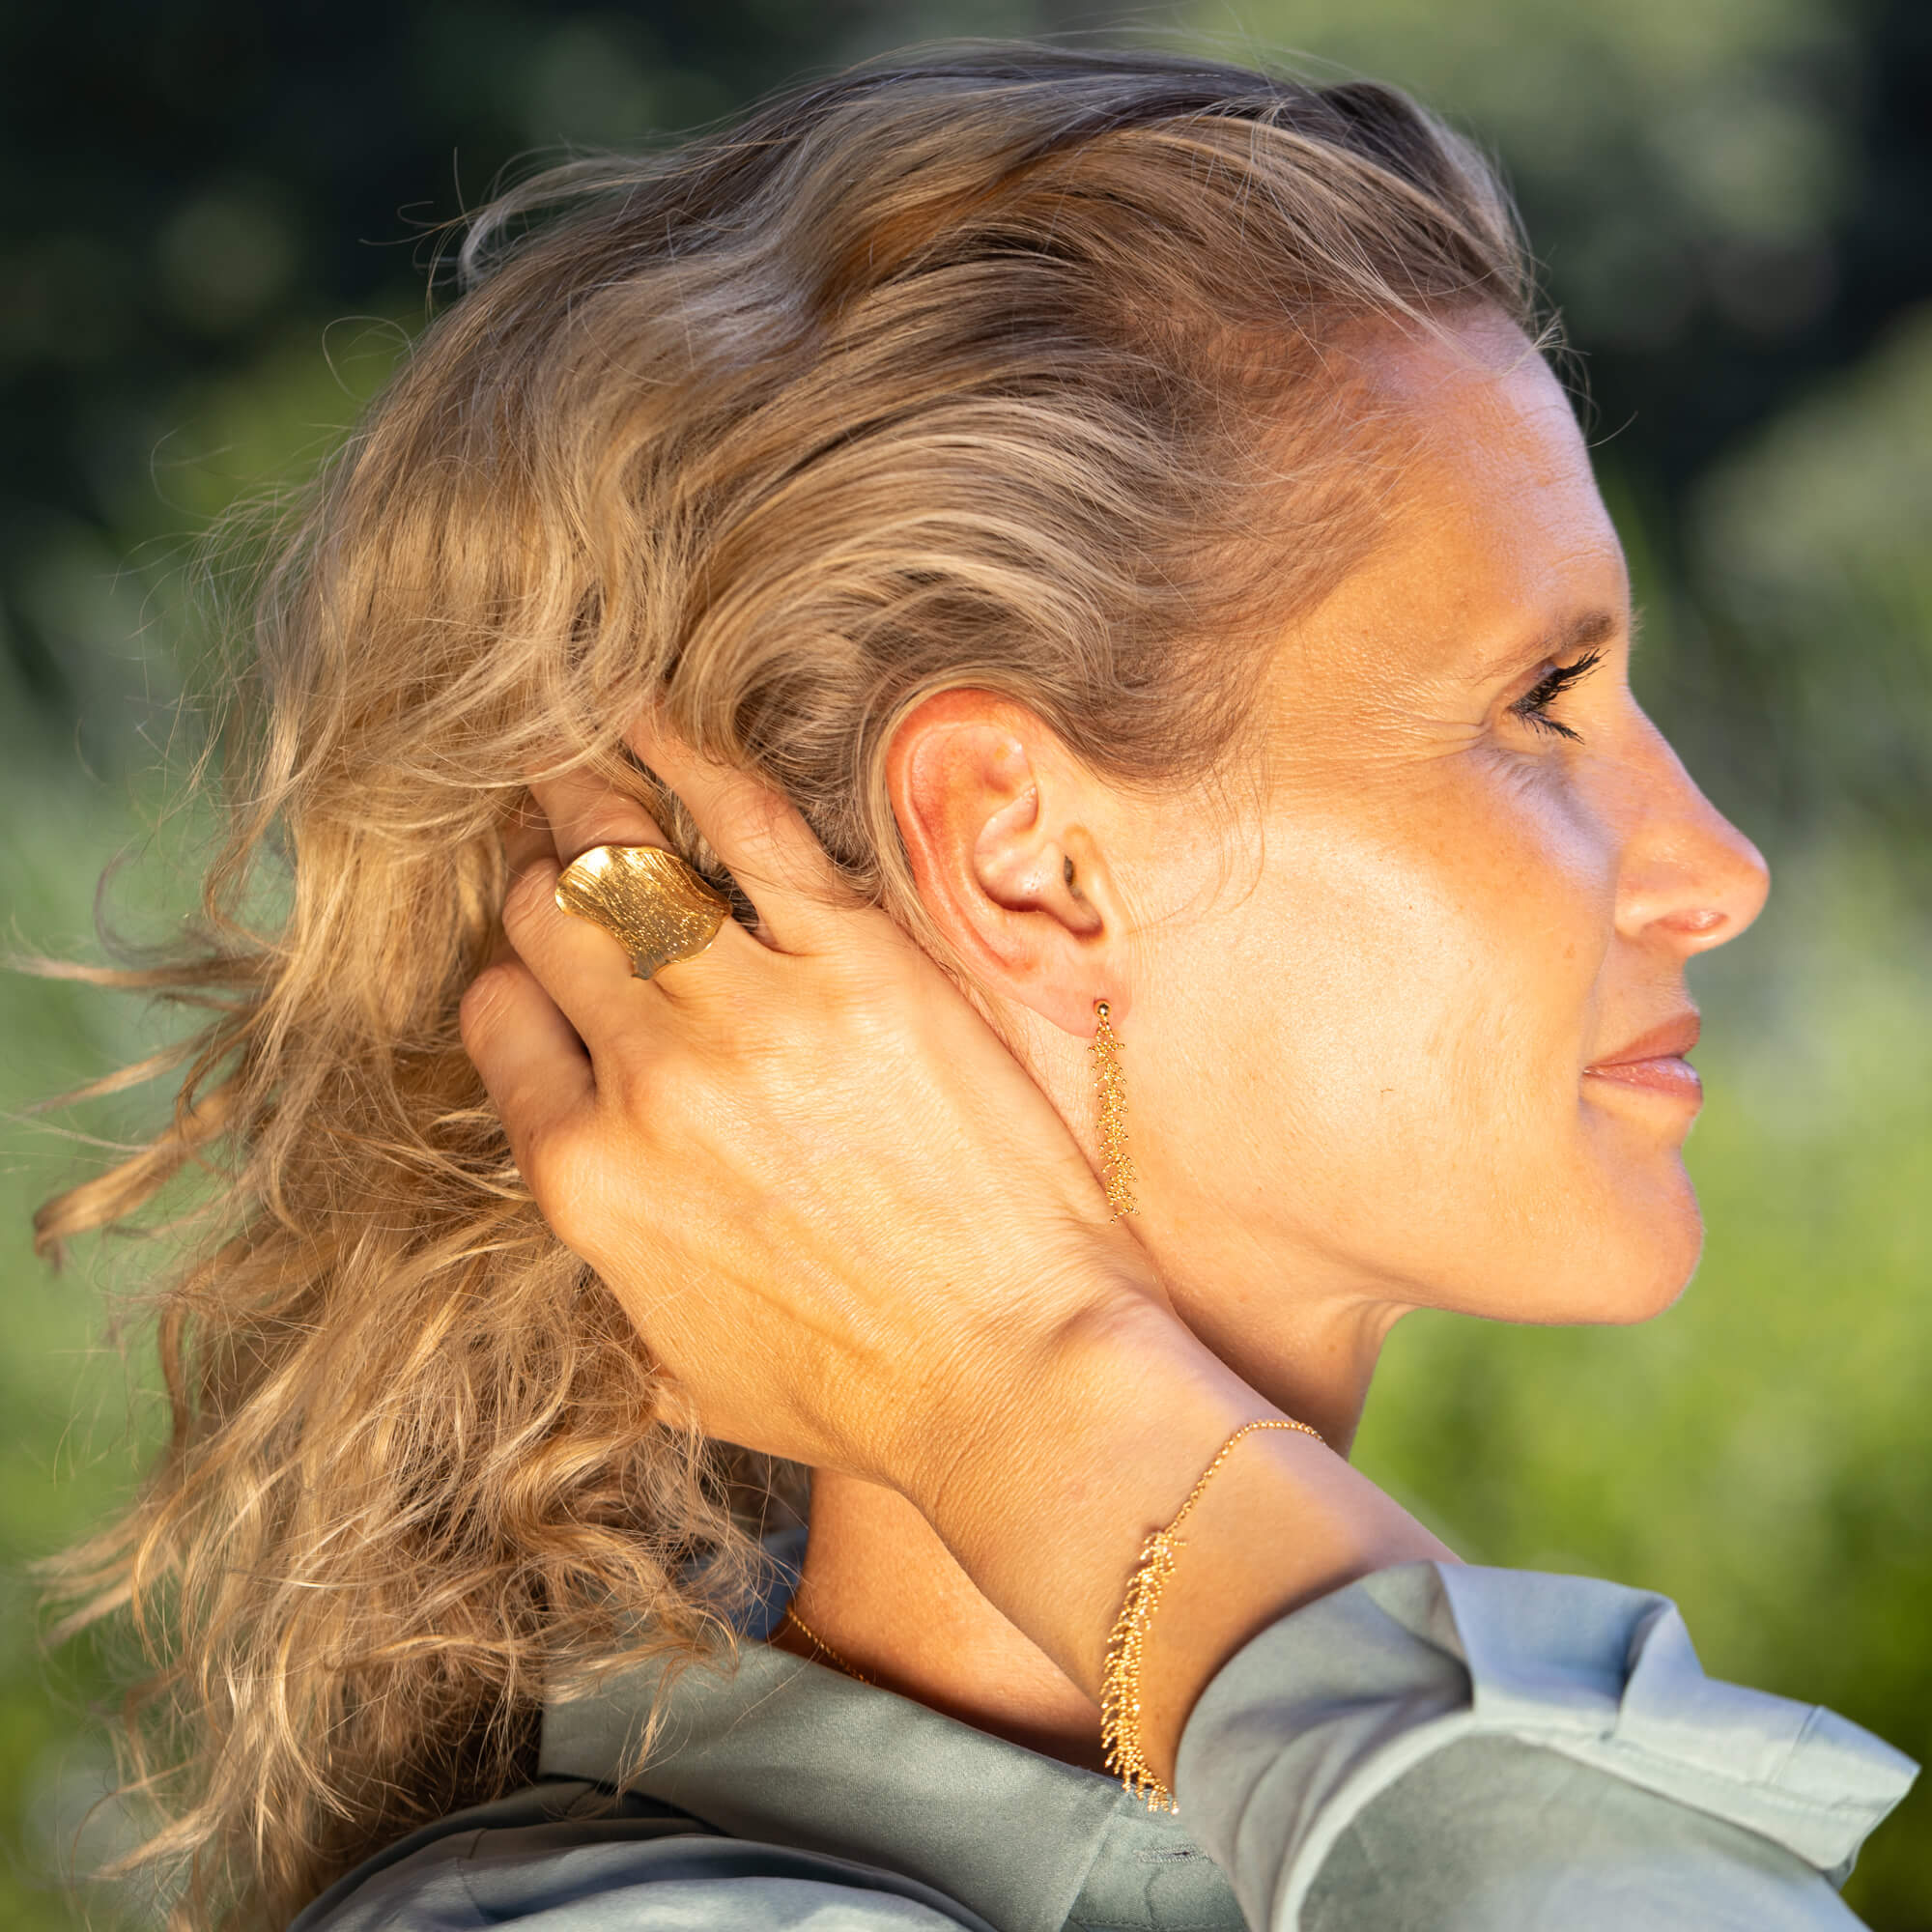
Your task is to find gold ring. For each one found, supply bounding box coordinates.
[554,844,730,980]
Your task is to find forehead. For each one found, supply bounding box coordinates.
[1292,315,1629,690]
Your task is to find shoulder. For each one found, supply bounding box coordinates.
[291,1779,995,1932]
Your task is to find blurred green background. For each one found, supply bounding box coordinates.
[2,0,1927,1924]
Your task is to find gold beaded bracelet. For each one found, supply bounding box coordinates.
[1098,1415,1326,1812]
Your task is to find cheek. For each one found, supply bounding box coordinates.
[1142,763,1703,1319]
[1236,764,1616,1128]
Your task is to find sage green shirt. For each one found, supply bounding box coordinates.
[292,1535,1916,1931]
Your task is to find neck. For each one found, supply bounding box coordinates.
[780,1472,1112,1766]
[773,1290,1396,1768]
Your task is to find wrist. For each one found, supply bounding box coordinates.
[900,1274,1200,1510]
[891,1278,1453,1751]
[902,1285,1269,1691]
[883,1245,1172,1512]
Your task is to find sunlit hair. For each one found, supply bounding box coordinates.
[33,44,1532,1931]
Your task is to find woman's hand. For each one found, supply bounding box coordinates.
[459,724,1172,1521]
[461,725,1449,1747]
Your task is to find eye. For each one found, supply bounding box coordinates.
[1509,647,1605,743]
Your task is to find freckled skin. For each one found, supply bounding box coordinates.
[1090,315,1770,1410]
[891,316,1770,1448]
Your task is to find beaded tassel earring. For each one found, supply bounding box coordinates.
[1091,1000,1137,1218]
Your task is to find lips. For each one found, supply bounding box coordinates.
[1584,1012,1703,1104]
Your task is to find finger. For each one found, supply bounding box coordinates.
[501,853,662,1059]
[459,952,595,1178]
[528,763,671,865]
[530,764,764,994]
[625,713,855,953]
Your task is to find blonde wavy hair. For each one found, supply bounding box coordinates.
[33,45,1532,1932]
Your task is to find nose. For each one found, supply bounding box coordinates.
[1613,715,1771,955]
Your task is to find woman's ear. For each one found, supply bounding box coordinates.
[887,690,1125,1035]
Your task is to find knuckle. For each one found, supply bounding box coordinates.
[601,1048,652,1120]
[501,863,557,938]
[609,1035,678,1118]
[458,963,517,1050]
[544,1151,626,1263]
[517,1113,582,1209]
[626,1039,716,1134]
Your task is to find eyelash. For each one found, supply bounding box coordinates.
[1509,647,1605,743]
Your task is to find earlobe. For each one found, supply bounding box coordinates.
[887,690,1123,1034]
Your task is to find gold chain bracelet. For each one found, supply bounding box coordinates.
[1098,1415,1325,1812]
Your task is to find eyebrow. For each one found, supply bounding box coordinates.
[1465,607,1622,686]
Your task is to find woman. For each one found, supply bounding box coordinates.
[36,45,1915,1932]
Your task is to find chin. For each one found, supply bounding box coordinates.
[1566,1163,1706,1326]
[1522,1102,1705,1325]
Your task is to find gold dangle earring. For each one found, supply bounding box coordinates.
[1092,1000,1137,1218]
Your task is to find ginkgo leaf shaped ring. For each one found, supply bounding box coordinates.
[553,844,731,981]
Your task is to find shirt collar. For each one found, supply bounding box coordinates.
[539,1531,1243,1932]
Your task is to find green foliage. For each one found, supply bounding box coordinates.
[1692,304,1932,851]
[0,741,181,1931]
